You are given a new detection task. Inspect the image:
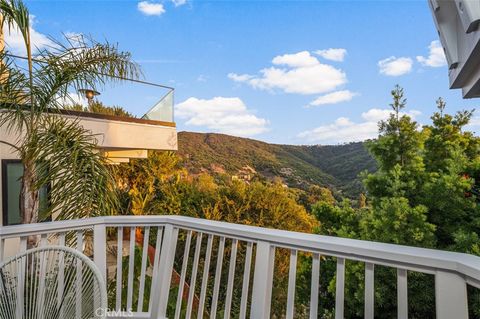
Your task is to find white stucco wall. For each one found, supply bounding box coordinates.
[0,114,177,229]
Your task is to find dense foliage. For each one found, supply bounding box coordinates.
[313,86,480,318]
[112,85,480,318]
[115,151,316,233]
[113,151,317,317]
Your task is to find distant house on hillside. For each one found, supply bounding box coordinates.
[232,165,257,183]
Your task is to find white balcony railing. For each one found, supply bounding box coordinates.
[0,215,479,318]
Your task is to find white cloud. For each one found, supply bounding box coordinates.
[64,32,83,46]
[175,97,268,136]
[137,1,165,16]
[308,90,358,107]
[4,15,55,55]
[378,56,413,76]
[229,51,347,95]
[360,108,394,122]
[298,118,378,144]
[361,108,420,122]
[465,117,480,132]
[298,108,421,144]
[416,40,447,68]
[315,48,347,62]
[197,74,207,82]
[272,51,319,68]
[228,73,254,82]
[57,92,88,108]
[171,0,187,6]
[468,117,480,126]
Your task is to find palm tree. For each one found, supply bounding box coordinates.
[0,0,141,225]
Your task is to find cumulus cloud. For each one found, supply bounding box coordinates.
[361,108,421,122]
[468,117,480,127]
[298,117,377,144]
[175,97,268,136]
[272,51,319,67]
[229,51,347,95]
[298,108,421,144]
[416,40,447,68]
[137,1,165,16]
[197,74,207,82]
[57,92,88,108]
[315,48,347,62]
[308,90,358,107]
[228,73,254,82]
[171,0,187,6]
[378,56,413,76]
[64,32,83,45]
[465,117,480,133]
[4,15,55,55]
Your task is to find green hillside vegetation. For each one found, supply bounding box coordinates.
[178,132,376,197]
[112,85,480,318]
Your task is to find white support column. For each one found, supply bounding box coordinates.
[250,241,275,319]
[435,271,468,319]
[152,224,179,319]
[93,224,107,282]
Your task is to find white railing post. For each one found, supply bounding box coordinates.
[435,271,468,319]
[364,263,374,319]
[0,237,4,261]
[93,224,107,282]
[93,225,107,316]
[397,268,408,319]
[335,258,345,319]
[250,241,275,319]
[152,224,179,319]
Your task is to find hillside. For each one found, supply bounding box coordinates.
[177,132,376,196]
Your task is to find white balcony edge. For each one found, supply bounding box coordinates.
[1,215,480,288]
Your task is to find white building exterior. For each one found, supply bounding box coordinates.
[429,0,480,98]
[0,110,177,227]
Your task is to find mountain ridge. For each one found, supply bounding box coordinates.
[177,131,377,196]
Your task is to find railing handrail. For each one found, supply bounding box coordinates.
[2,215,480,287]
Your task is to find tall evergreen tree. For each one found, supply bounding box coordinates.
[364,85,426,203]
[421,99,480,247]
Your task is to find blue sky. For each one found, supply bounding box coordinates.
[9,0,480,144]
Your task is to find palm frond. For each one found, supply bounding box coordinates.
[0,52,30,133]
[26,115,118,220]
[32,34,141,112]
[0,0,30,48]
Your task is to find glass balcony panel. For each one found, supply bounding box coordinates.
[142,89,174,123]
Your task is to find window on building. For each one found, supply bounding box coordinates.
[2,160,50,226]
